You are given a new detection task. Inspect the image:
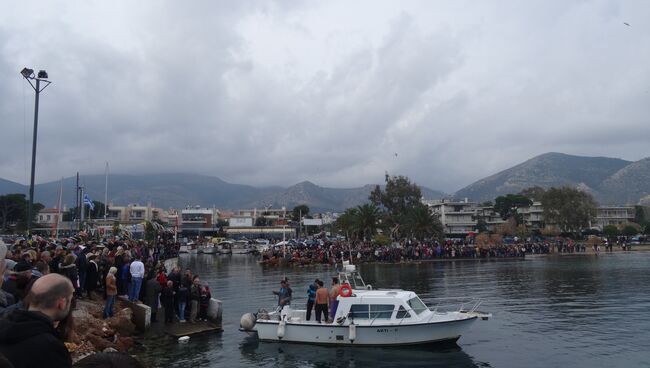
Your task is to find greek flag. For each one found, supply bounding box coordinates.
[84,194,95,211]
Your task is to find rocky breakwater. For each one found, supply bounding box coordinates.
[66,298,137,362]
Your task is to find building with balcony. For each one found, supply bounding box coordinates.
[518,201,545,229]
[423,199,479,235]
[592,206,635,230]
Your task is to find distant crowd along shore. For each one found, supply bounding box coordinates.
[260,237,639,266]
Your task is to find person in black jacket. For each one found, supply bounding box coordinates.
[0,273,75,368]
[85,255,99,300]
[160,280,175,324]
[60,254,80,298]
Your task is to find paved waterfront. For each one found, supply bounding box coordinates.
[137,252,650,367]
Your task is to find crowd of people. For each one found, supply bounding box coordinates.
[260,239,554,266]
[0,235,210,367]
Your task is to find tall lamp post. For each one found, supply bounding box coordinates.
[20,67,51,236]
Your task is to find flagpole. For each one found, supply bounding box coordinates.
[104,161,109,221]
[80,185,85,227]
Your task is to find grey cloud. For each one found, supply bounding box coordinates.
[1,0,649,194]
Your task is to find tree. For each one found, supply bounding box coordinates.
[291,204,310,222]
[622,224,639,236]
[542,187,597,234]
[355,203,381,240]
[369,174,423,239]
[0,194,44,232]
[334,208,359,239]
[494,194,532,223]
[602,225,619,238]
[520,186,546,201]
[401,204,444,240]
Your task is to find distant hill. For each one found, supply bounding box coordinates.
[246,181,447,211]
[599,158,650,205]
[4,152,648,210]
[0,178,26,196]
[454,152,648,204]
[0,174,446,212]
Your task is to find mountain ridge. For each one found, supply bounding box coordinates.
[0,174,446,212]
[454,152,646,204]
[2,152,649,210]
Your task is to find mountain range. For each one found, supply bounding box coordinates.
[0,174,446,212]
[454,152,650,205]
[1,152,649,211]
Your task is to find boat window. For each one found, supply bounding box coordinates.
[349,304,369,319]
[369,304,394,319]
[407,297,428,315]
[396,305,411,319]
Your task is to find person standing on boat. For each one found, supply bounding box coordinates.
[329,277,340,321]
[273,279,292,308]
[314,280,328,323]
[306,279,318,320]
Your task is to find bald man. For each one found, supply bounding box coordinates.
[0,273,74,368]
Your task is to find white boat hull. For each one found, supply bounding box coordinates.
[253,316,477,346]
[202,247,218,254]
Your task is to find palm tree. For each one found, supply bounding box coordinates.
[355,203,381,240]
[403,204,443,240]
[335,208,359,239]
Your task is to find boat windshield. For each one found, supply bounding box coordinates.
[407,297,428,315]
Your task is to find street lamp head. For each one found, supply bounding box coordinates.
[37,70,48,79]
[20,67,34,79]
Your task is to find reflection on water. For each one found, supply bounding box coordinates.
[238,337,489,368]
[137,253,650,368]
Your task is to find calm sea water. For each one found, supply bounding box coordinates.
[136,252,650,368]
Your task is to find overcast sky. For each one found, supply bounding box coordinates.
[1,0,649,193]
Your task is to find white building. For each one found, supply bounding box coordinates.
[518,201,545,229]
[592,206,635,230]
[423,199,479,235]
[37,208,60,226]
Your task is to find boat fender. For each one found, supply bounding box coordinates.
[277,320,286,339]
[178,336,190,343]
[240,313,256,330]
[349,323,356,343]
[339,284,353,298]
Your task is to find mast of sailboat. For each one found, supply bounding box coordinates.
[104,162,109,220]
[54,177,63,239]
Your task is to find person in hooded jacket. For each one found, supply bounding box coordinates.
[0,273,75,368]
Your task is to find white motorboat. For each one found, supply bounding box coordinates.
[202,243,218,254]
[240,262,490,346]
[232,240,254,254]
[217,241,233,255]
[254,239,270,253]
[179,245,190,254]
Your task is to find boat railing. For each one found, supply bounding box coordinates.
[426,297,484,314]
